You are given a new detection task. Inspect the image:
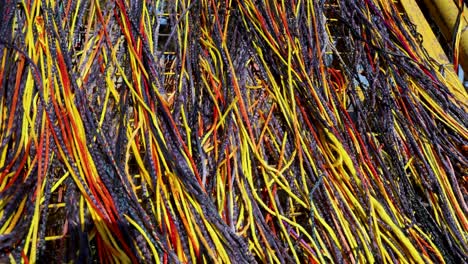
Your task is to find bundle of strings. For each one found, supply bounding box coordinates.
[1,0,467,263]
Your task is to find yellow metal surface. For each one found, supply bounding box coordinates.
[422,0,468,72]
[400,0,467,107]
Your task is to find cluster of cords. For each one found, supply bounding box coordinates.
[0,0,467,263]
